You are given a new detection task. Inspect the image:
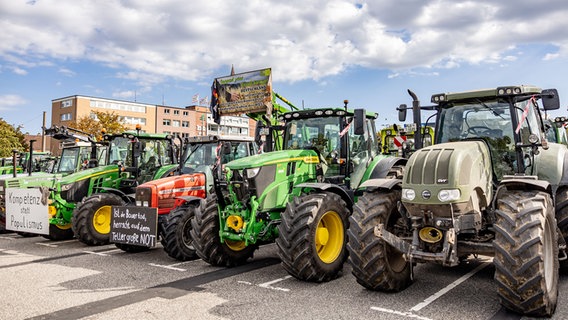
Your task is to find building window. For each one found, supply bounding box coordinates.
[163,119,171,126]
[183,111,188,116]
[164,109,170,114]
[182,121,189,127]
[61,113,72,121]
[174,110,180,115]
[173,120,180,127]
[61,99,73,108]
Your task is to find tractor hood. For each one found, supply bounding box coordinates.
[57,165,120,186]
[225,149,320,170]
[401,141,493,217]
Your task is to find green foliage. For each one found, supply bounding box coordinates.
[0,118,26,157]
[71,111,129,140]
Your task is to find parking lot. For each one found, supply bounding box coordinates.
[1,232,567,320]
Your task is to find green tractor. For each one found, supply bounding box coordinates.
[44,129,178,245]
[0,149,53,176]
[190,103,406,282]
[112,135,257,259]
[347,85,566,317]
[1,126,104,235]
[544,116,568,145]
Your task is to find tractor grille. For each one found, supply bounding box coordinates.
[407,148,454,185]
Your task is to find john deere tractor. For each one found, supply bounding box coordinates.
[114,135,257,260]
[0,126,104,236]
[347,85,567,317]
[43,129,177,245]
[190,103,405,282]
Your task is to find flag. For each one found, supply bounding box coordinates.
[200,96,209,106]
[210,81,221,124]
[192,93,199,104]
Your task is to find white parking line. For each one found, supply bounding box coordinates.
[36,243,59,248]
[35,239,78,248]
[258,275,292,292]
[371,306,433,320]
[82,249,123,256]
[148,263,187,271]
[410,260,492,312]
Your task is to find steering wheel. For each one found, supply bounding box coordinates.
[468,126,498,136]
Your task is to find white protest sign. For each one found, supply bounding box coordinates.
[5,188,49,235]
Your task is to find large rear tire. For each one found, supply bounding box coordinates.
[43,223,74,241]
[72,193,126,246]
[494,190,558,317]
[276,192,349,282]
[347,189,412,291]
[162,203,198,261]
[190,194,256,267]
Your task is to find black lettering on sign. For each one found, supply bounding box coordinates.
[110,206,158,247]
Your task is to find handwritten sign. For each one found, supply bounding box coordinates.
[110,206,158,247]
[5,188,49,235]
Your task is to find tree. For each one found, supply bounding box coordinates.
[71,111,129,140]
[0,118,26,157]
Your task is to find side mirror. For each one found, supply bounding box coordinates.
[222,142,232,155]
[354,109,365,135]
[541,89,560,110]
[133,141,143,158]
[398,104,407,122]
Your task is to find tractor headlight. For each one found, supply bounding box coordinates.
[61,183,74,191]
[402,188,416,201]
[438,189,461,202]
[246,167,260,178]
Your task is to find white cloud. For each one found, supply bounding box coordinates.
[1,0,568,84]
[0,94,27,111]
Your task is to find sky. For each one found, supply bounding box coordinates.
[2,0,568,134]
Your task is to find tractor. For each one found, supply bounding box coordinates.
[113,135,257,261]
[544,116,568,145]
[347,85,566,317]
[379,123,434,157]
[42,128,178,245]
[190,103,405,282]
[0,126,104,236]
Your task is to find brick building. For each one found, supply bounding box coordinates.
[50,95,256,154]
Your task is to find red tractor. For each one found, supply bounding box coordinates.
[113,135,258,261]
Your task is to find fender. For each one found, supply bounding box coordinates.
[367,156,407,180]
[295,182,354,208]
[95,187,135,204]
[495,176,552,205]
[357,178,402,194]
[174,195,204,207]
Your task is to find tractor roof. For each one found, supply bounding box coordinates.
[431,85,543,105]
[280,107,378,120]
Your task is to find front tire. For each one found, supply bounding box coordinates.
[494,190,558,317]
[162,203,198,261]
[43,223,74,241]
[72,193,126,246]
[347,189,412,291]
[276,192,350,282]
[190,194,256,267]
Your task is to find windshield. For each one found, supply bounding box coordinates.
[57,147,81,173]
[438,101,517,178]
[283,116,342,158]
[438,102,513,144]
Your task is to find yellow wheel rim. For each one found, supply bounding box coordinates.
[315,211,344,264]
[56,223,72,230]
[92,205,111,234]
[225,239,247,252]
